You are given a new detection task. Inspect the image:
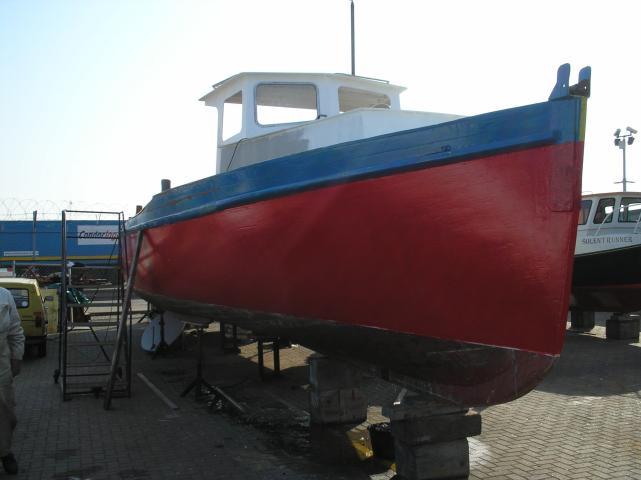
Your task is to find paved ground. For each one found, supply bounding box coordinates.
[8,310,641,479]
[469,314,641,480]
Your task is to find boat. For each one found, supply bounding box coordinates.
[125,64,591,407]
[572,191,641,313]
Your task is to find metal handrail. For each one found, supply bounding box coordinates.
[590,202,641,235]
[592,210,613,237]
[630,203,641,234]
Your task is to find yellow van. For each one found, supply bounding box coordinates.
[0,278,48,357]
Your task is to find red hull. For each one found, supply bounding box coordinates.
[130,142,581,357]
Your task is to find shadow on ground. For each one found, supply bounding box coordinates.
[536,329,641,397]
[144,327,394,479]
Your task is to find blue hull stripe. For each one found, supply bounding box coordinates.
[128,97,583,231]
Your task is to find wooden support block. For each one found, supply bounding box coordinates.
[308,354,363,390]
[391,410,481,445]
[385,391,480,479]
[606,314,640,341]
[570,310,595,331]
[382,390,462,421]
[308,354,367,424]
[394,439,470,480]
[309,388,367,424]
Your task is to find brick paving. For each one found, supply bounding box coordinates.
[468,315,641,480]
[8,311,641,479]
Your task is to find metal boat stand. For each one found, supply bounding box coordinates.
[181,326,214,399]
[257,337,282,380]
[151,312,171,358]
[136,301,153,324]
[178,323,245,414]
[220,322,240,354]
[382,389,481,480]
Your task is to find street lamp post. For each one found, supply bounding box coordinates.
[614,127,637,192]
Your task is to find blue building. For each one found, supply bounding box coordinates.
[0,220,121,267]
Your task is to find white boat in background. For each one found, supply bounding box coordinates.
[572,192,641,312]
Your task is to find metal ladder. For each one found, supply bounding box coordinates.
[53,210,136,402]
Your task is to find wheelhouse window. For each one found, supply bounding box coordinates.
[578,199,592,225]
[222,90,243,141]
[618,197,641,223]
[339,87,391,112]
[8,288,29,308]
[593,198,615,224]
[255,83,318,126]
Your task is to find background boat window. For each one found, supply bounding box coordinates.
[222,90,243,141]
[339,87,391,112]
[256,83,317,126]
[593,198,615,224]
[618,197,641,223]
[7,288,29,308]
[578,199,592,225]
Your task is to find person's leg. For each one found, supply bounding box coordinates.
[0,382,18,474]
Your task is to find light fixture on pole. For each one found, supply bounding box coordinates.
[614,126,637,192]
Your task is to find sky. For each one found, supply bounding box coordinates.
[1,0,640,219]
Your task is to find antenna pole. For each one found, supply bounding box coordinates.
[623,139,627,192]
[351,0,355,75]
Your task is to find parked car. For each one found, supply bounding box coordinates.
[0,278,48,357]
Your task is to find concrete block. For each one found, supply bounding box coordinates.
[606,314,640,341]
[570,310,595,331]
[394,438,469,480]
[391,410,481,445]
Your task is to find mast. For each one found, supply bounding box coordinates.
[351,0,355,75]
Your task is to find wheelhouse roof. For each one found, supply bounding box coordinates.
[199,72,406,104]
[583,191,641,199]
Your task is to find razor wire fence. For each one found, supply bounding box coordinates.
[0,198,130,221]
